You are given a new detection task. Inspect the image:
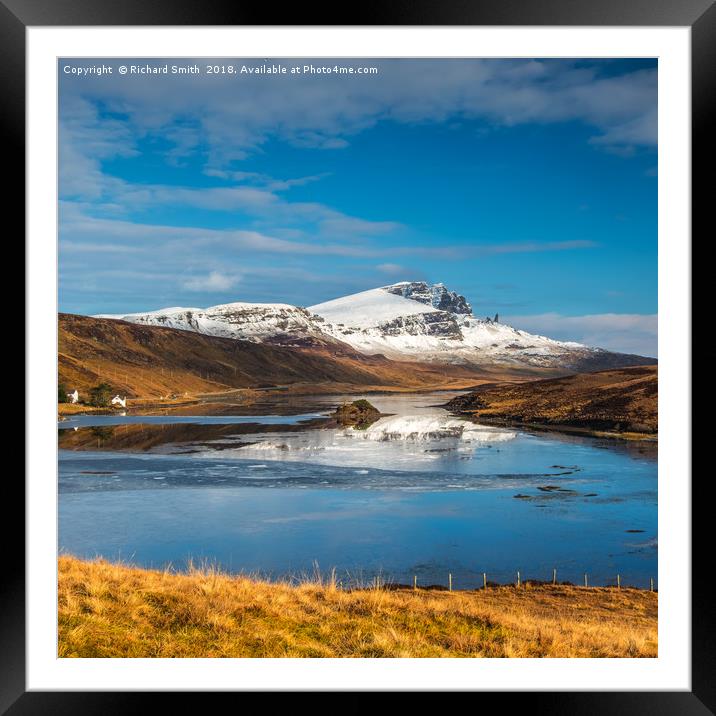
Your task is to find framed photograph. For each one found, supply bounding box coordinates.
[9,0,709,709]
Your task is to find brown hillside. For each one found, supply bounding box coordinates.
[447,365,657,435]
[58,313,494,399]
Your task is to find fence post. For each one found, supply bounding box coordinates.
[448,573,452,592]
[584,573,588,588]
[483,572,487,590]
[516,571,521,588]
[617,574,621,589]
[413,575,417,591]
[552,568,557,585]
[650,577,654,592]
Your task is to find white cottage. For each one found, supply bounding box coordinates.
[111,395,127,408]
[66,389,79,404]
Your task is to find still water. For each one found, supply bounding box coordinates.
[59,392,657,589]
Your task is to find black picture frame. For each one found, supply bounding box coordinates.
[7,0,708,710]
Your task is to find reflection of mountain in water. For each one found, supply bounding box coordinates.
[59,390,657,473]
[356,414,515,443]
[58,390,658,590]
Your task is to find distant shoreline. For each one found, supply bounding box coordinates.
[446,365,657,442]
[448,414,658,442]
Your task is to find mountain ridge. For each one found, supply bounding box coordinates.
[95,281,655,373]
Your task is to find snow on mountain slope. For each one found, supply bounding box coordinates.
[308,287,441,328]
[97,281,654,371]
[97,302,331,348]
[307,283,596,367]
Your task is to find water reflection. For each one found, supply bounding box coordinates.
[58,391,657,588]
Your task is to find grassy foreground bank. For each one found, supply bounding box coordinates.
[58,556,657,658]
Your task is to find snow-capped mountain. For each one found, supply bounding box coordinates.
[308,283,604,369]
[95,302,332,348]
[98,281,654,371]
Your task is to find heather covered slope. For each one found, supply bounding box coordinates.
[447,365,657,436]
[58,313,493,399]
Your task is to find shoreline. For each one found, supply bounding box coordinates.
[58,552,656,592]
[448,412,658,442]
[57,385,472,419]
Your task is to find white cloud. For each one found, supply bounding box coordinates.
[61,59,657,169]
[203,168,330,191]
[58,101,401,240]
[59,205,396,257]
[59,96,138,199]
[60,240,147,254]
[504,312,657,357]
[376,263,408,275]
[60,204,600,262]
[472,240,598,256]
[183,271,239,292]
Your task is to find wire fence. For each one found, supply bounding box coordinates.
[374,570,658,593]
[149,557,658,593]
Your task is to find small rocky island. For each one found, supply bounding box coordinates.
[332,399,383,429]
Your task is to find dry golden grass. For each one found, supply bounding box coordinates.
[58,556,657,658]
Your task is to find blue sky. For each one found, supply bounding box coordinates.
[59,58,657,356]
